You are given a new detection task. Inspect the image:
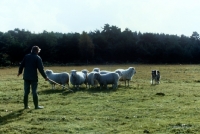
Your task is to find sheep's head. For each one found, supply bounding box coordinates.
[93,68,100,72]
[82,69,89,75]
[70,70,77,77]
[152,70,159,77]
[115,70,122,76]
[45,70,53,75]
[129,67,136,74]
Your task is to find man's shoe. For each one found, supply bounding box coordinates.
[24,106,30,109]
[35,106,44,109]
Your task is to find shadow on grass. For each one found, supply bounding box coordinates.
[60,86,118,95]
[39,88,74,95]
[87,87,117,93]
[85,85,119,93]
[0,109,33,125]
[68,84,135,94]
[39,85,126,96]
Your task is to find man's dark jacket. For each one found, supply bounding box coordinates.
[18,53,47,81]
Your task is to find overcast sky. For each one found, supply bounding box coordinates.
[0,0,199,37]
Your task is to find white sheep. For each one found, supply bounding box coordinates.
[86,72,98,88]
[115,67,136,87]
[93,68,117,75]
[93,72,120,89]
[100,70,123,78]
[45,69,69,90]
[70,69,88,90]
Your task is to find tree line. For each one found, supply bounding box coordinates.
[0,24,200,66]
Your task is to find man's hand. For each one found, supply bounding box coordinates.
[45,77,49,81]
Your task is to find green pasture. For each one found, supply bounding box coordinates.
[1,64,200,133]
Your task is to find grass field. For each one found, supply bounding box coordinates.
[1,64,200,134]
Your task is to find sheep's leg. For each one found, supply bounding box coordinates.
[105,84,108,89]
[66,82,69,88]
[100,84,103,89]
[114,83,117,89]
[52,84,55,90]
[115,83,118,89]
[67,83,69,88]
[113,84,115,89]
[94,80,98,88]
[118,80,121,86]
[116,82,119,89]
[104,82,108,89]
[85,83,87,88]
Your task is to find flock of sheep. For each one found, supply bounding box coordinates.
[45,67,137,90]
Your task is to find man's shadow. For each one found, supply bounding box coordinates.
[0,109,33,125]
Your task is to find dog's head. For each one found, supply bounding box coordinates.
[152,70,157,76]
[152,70,160,77]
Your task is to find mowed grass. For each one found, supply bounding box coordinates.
[1,64,200,133]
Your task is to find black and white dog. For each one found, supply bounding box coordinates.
[151,70,160,84]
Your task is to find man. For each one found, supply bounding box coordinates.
[17,46,49,109]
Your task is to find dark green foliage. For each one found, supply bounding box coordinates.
[0,24,200,66]
[79,31,94,62]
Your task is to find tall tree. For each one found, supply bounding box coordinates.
[56,33,80,63]
[191,31,199,40]
[79,31,94,63]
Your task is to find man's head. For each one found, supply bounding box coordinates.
[31,46,41,54]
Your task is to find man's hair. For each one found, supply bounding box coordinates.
[31,46,41,53]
